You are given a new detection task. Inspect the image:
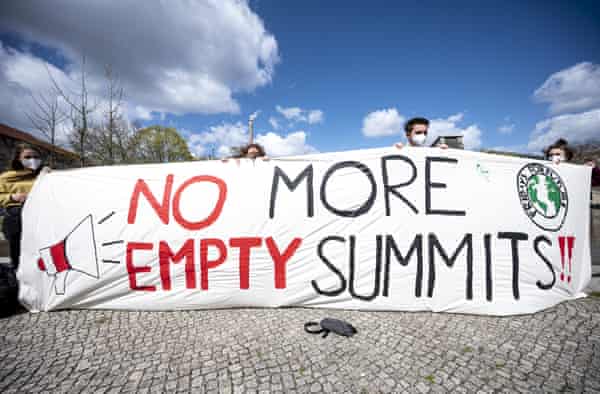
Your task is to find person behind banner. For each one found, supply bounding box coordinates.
[588,158,600,187]
[544,138,600,186]
[544,138,574,164]
[394,117,448,149]
[223,143,269,164]
[0,144,44,269]
[241,143,268,160]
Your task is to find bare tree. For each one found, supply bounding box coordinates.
[48,56,97,166]
[103,65,123,164]
[87,65,135,165]
[24,90,67,166]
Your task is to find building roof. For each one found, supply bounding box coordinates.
[480,149,543,160]
[431,135,464,149]
[0,123,79,159]
[433,135,464,139]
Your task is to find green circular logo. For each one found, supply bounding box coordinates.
[526,174,561,219]
[517,163,568,231]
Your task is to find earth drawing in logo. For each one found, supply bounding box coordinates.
[517,163,568,232]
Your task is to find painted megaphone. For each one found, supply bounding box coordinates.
[37,215,100,295]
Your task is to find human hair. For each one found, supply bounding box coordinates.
[240,143,266,158]
[544,138,574,161]
[10,144,43,173]
[404,117,430,135]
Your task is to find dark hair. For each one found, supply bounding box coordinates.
[240,143,266,158]
[544,138,574,161]
[10,144,43,173]
[404,117,430,134]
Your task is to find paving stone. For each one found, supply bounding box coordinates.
[1,300,600,392]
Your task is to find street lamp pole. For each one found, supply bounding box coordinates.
[248,112,258,145]
[248,116,254,144]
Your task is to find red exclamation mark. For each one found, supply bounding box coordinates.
[567,236,575,283]
[558,236,566,282]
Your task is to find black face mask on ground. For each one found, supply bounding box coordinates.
[304,318,357,338]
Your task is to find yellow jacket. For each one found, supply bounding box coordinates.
[0,169,38,208]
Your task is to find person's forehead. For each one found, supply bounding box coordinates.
[248,147,259,151]
[22,149,39,155]
[549,147,564,154]
[412,124,428,131]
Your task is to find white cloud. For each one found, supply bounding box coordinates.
[269,116,280,130]
[0,45,78,142]
[276,106,303,121]
[187,121,248,157]
[447,113,464,123]
[187,122,316,158]
[275,105,324,125]
[134,106,153,121]
[498,123,515,134]
[528,62,600,152]
[428,113,482,150]
[256,131,318,156]
[533,62,600,115]
[307,109,324,124]
[527,109,600,152]
[0,0,280,133]
[249,110,260,121]
[361,108,404,137]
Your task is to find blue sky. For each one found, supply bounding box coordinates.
[0,1,599,157]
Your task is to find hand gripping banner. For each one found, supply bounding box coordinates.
[17,147,592,315]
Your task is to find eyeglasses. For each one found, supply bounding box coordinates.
[23,155,40,159]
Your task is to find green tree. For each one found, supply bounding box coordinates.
[130,126,194,163]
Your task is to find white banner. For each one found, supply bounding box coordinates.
[18,147,592,315]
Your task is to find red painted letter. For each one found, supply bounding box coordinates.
[172,176,227,230]
[126,242,155,291]
[128,175,174,224]
[159,239,196,290]
[266,237,302,289]
[200,238,227,290]
[229,237,262,289]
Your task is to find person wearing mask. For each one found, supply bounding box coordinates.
[394,117,448,149]
[544,138,599,187]
[544,138,574,164]
[0,144,44,269]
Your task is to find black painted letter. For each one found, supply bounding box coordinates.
[534,235,555,290]
[381,155,418,215]
[320,161,377,217]
[383,234,423,297]
[427,233,473,299]
[270,165,314,218]
[498,232,528,300]
[425,157,466,216]
[311,236,347,296]
[348,235,382,301]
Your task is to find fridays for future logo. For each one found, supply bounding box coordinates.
[517,163,568,232]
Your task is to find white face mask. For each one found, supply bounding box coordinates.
[22,158,41,170]
[411,134,427,146]
[550,154,565,164]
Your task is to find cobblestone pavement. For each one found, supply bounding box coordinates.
[1,299,600,393]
